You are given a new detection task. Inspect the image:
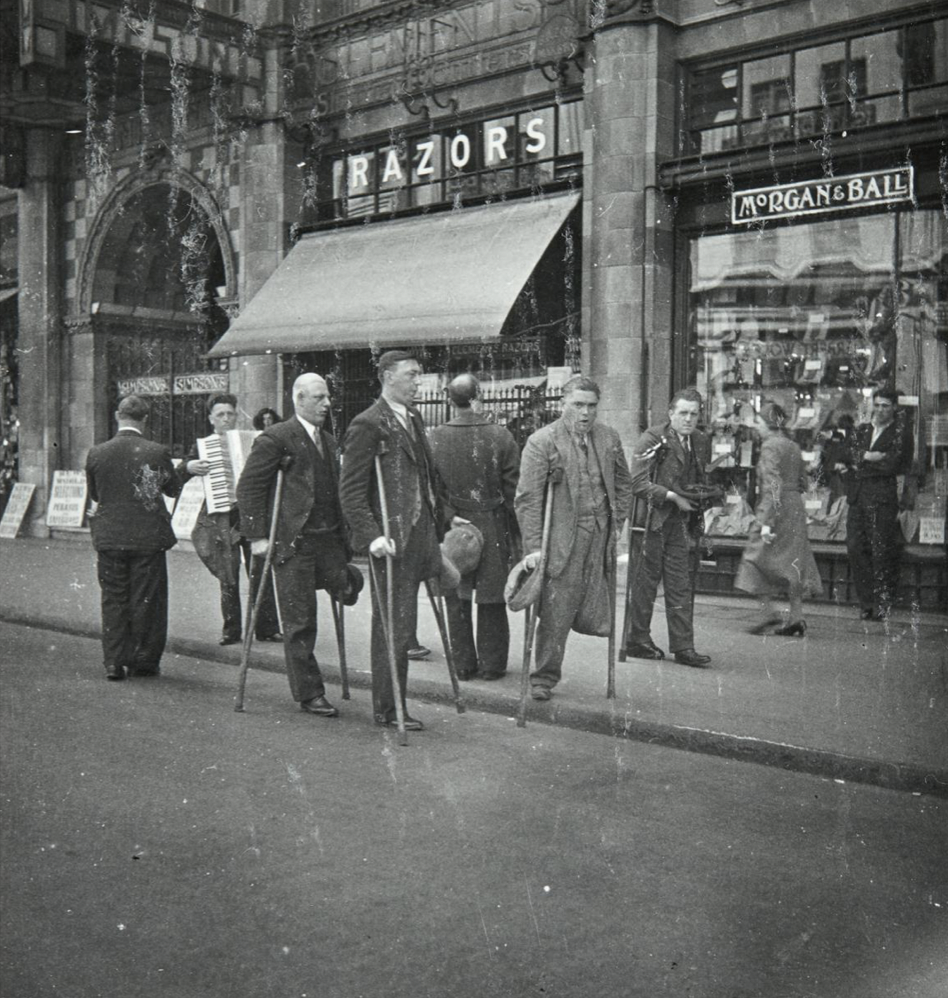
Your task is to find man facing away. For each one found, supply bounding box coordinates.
[182,393,280,647]
[236,373,354,718]
[429,374,520,680]
[85,394,181,680]
[339,350,447,732]
[624,387,713,668]
[515,375,632,701]
[844,387,914,621]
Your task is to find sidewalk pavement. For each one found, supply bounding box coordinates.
[2,535,946,796]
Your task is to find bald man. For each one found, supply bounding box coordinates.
[237,373,353,717]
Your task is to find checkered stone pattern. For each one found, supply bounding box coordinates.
[61,139,241,312]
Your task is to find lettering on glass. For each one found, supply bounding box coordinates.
[731,168,914,224]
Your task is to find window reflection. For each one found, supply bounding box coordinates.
[685,17,948,154]
[689,210,948,545]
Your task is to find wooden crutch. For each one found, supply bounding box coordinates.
[424,579,466,714]
[373,455,408,745]
[235,456,291,712]
[516,466,560,728]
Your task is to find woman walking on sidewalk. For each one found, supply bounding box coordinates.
[736,403,822,637]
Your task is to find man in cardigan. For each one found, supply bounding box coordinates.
[844,388,914,620]
[236,373,352,717]
[625,387,713,668]
[182,393,280,646]
[339,350,446,731]
[515,375,632,700]
[85,394,181,680]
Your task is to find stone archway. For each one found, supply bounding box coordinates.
[76,165,236,316]
[73,166,236,456]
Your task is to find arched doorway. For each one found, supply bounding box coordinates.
[82,174,234,457]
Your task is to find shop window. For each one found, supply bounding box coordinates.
[683,17,948,154]
[688,210,947,548]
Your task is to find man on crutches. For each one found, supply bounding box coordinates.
[340,350,447,735]
[236,373,360,717]
[513,375,632,703]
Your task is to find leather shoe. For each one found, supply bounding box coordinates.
[128,667,160,678]
[256,632,283,643]
[219,635,241,646]
[674,648,712,668]
[531,687,552,701]
[476,671,506,681]
[379,716,425,731]
[105,664,125,681]
[626,640,665,660]
[407,646,431,660]
[299,695,339,717]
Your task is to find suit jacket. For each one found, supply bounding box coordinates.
[339,397,446,556]
[85,429,179,552]
[629,422,710,531]
[845,421,914,505]
[236,416,347,565]
[429,409,521,601]
[515,417,632,579]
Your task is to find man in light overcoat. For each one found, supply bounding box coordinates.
[515,375,632,699]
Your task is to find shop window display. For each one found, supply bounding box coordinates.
[689,209,947,548]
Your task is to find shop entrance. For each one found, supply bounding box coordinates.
[90,181,230,456]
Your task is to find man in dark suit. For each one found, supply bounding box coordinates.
[844,388,914,620]
[182,393,280,646]
[429,374,520,680]
[236,373,352,718]
[85,394,181,681]
[339,350,446,731]
[515,375,632,699]
[625,387,712,668]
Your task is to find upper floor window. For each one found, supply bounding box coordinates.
[682,17,947,155]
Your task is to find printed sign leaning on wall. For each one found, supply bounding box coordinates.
[46,471,88,529]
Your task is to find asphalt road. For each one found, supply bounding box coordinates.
[1,622,946,998]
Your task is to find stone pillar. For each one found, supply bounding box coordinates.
[584,9,678,441]
[17,129,64,536]
[232,42,300,423]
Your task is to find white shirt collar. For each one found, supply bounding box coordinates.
[295,413,319,442]
[118,426,143,435]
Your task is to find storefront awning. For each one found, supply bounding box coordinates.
[207,192,580,358]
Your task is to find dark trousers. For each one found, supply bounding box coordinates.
[97,549,169,675]
[444,594,510,678]
[220,539,279,641]
[532,521,607,689]
[846,499,901,614]
[369,514,437,723]
[271,534,349,703]
[627,511,696,655]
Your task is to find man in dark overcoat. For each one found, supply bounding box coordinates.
[237,373,353,718]
[515,375,632,700]
[339,350,447,731]
[429,374,520,680]
[844,388,914,620]
[85,394,181,680]
[625,387,713,668]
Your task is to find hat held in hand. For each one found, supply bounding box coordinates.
[505,556,544,612]
[441,522,484,578]
[337,563,364,606]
